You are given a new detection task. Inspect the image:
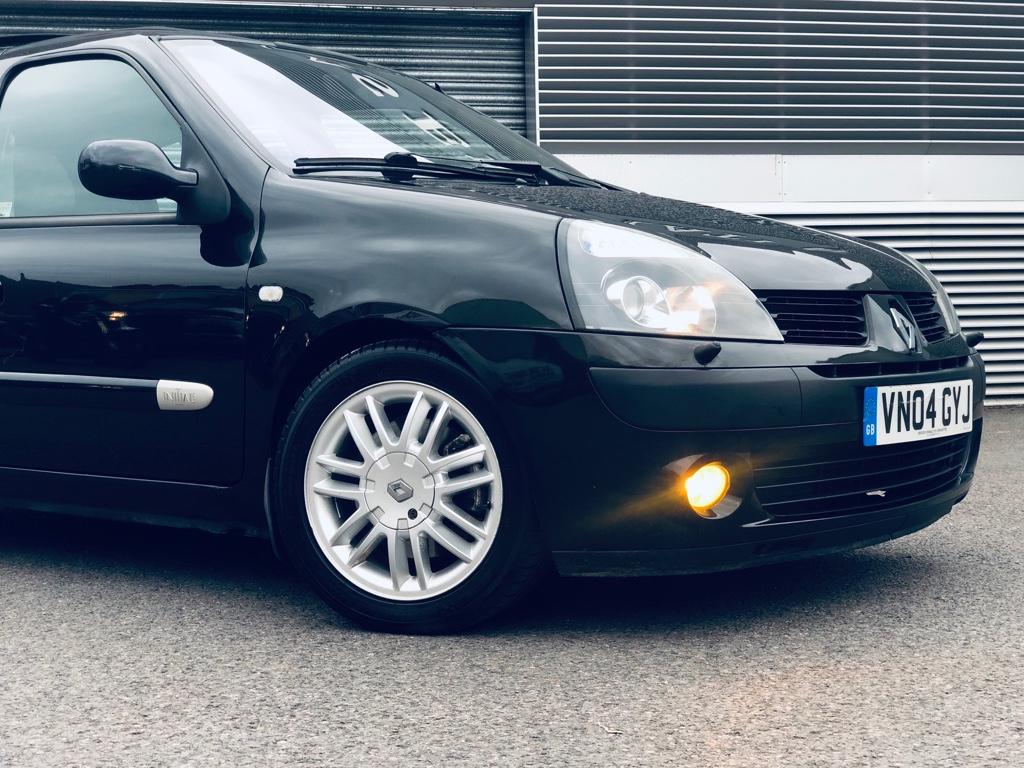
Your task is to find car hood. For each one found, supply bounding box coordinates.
[398,180,932,294]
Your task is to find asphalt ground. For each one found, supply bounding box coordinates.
[1,407,1022,767]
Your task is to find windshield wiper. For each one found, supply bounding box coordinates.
[293,152,608,187]
[459,158,606,188]
[293,152,539,184]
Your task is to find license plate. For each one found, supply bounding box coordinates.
[863,380,973,446]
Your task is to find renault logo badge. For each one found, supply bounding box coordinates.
[387,479,414,503]
[890,307,918,352]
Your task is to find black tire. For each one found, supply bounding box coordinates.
[271,340,546,634]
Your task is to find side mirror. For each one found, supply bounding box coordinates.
[78,140,198,202]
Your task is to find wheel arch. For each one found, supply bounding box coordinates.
[268,317,471,450]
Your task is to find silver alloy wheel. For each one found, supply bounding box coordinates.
[304,380,503,601]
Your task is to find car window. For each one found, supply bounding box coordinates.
[0,58,183,219]
[163,39,577,173]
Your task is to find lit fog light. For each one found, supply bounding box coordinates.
[681,462,731,516]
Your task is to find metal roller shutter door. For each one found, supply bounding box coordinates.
[535,1,1024,152]
[0,1,528,134]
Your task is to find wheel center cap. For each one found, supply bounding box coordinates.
[387,479,414,503]
[364,452,435,530]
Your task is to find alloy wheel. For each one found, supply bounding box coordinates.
[303,381,503,600]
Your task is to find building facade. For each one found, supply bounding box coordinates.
[3,0,1022,403]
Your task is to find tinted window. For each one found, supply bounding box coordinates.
[0,58,182,218]
[164,39,575,172]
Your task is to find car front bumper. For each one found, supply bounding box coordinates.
[439,328,984,577]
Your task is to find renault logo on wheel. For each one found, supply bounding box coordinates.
[890,307,918,352]
[387,479,414,503]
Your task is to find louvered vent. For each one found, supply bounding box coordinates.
[809,356,968,380]
[904,293,949,343]
[755,432,973,520]
[769,208,1024,405]
[535,1,1024,150]
[757,292,867,346]
[0,1,528,133]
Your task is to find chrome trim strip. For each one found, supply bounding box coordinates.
[0,372,214,411]
[0,372,156,389]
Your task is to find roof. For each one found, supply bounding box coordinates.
[0,28,367,68]
[0,28,245,58]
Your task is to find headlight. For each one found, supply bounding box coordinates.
[561,219,782,341]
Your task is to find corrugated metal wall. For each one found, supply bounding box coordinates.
[0,1,529,133]
[535,0,1024,152]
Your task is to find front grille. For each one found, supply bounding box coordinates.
[903,294,949,344]
[809,355,968,379]
[756,291,951,347]
[754,433,970,520]
[757,292,867,346]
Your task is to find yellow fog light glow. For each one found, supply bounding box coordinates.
[682,462,731,515]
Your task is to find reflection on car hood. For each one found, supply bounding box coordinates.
[401,180,932,293]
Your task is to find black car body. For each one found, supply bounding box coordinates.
[0,31,982,631]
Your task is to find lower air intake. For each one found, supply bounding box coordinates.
[754,433,971,519]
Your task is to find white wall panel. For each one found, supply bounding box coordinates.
[782,155,926,202]
[926,155,1024,200]
[561,154,1024,204]
[565,153,782,200]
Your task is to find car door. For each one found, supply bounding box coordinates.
[0,54,248,485]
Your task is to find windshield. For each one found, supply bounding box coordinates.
[163,39,578,174]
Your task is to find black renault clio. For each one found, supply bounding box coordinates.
[0,31,982,632]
